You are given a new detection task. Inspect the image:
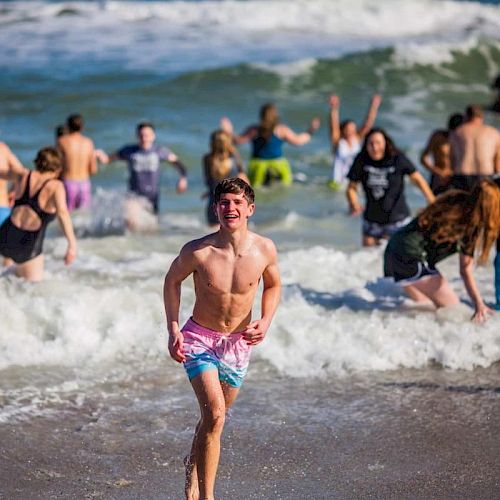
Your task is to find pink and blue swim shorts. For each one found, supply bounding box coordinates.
[181,318,252,388]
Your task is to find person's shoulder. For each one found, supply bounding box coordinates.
[82,134,94,147]
[251,232,278,256]
[118,144,138,154]
[181,233,217,256]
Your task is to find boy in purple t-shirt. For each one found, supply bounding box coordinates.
[100,122,188,214]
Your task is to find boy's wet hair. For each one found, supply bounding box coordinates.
[66,114,83,132]
[214,177,255,204]
[136,121,155,134]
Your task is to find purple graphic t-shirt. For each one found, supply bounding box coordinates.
[117,144,173,212]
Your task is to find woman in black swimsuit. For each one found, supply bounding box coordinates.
[0,147,77,281]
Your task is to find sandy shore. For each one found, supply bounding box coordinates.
[1,366,499,499]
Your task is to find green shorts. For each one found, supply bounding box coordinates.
[248,158,292,187]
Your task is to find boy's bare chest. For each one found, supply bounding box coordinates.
[195,253,263,294]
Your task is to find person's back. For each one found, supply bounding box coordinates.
[57,114,97,211]
[450,105,500,176]
[58,132,96,181]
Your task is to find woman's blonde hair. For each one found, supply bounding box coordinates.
[417,179,500,264]
[207,130,234,180]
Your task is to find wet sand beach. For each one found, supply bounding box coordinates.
[1,363,499,500]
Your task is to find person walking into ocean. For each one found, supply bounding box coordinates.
[203,130,249,226]
[0,147,77,281]
[384,179,500,322]
[99,122,188,228]
[449,104,500,191]
[57,114,98,211]
[221,103,319,187]
[163,178,281,500]
[420,113,464,195]
[328,93,381,190]
[346,128,435,247]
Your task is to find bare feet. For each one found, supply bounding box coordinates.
[184,455,199,500]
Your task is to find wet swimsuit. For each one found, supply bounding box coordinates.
[63,179,92,211]
[384,218,474,284]
[0,173,56,264]
[249,133,292,187]
[181,318,252,388]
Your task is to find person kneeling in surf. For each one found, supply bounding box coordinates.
[384,179,500,322]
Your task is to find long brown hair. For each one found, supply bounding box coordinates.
[258,103,279,141]
[417,179,500,264]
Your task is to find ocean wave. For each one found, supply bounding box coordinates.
[0,0,499,73]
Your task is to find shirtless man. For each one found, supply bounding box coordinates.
[449,105,500,191]
[163,178,281,500]
[420,113,463,195]
[57,114,97,211]
[0,142,27,227]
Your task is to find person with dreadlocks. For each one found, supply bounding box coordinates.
[384,179,500,322]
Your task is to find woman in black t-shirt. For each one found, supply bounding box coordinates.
[346,128,435,247]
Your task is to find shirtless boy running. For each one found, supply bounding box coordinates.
[163,178,281,500]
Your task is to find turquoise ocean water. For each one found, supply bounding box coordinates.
[0,3,500,496]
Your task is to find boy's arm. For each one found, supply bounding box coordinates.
[163,245,197,362]
[243,241,281,346]
[88,139,98,176]
[166,151,188,193]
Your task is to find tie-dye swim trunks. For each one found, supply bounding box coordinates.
[181,317,252,388]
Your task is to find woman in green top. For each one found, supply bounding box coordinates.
[384,179,500,322]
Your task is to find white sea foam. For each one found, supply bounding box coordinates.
[0,0,498,73]
[0,242,498,377]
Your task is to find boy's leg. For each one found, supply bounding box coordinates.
[185,380,240,500]
[189,370,240,500]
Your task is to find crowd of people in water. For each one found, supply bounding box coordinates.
[0,96,499,319]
